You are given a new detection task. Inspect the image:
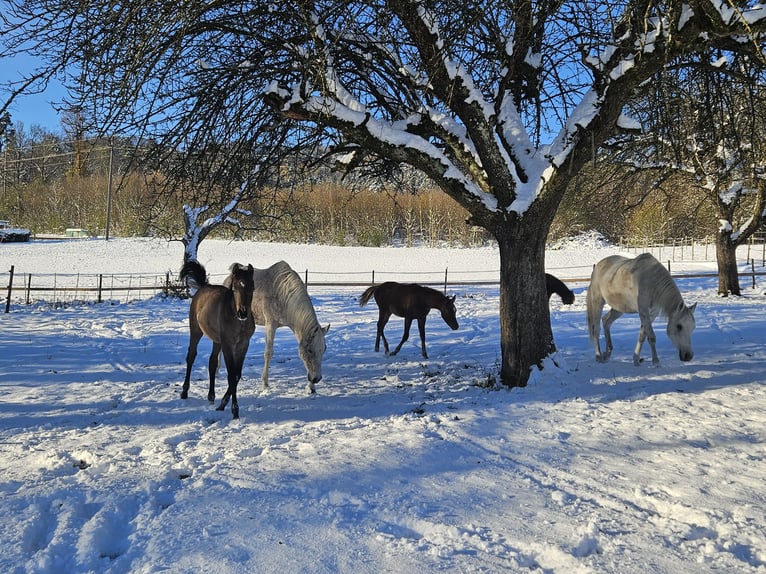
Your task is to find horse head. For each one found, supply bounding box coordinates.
[667,301,696,362]
[298,323,330,393]
[228,263,255,321]
[440,294,459,330]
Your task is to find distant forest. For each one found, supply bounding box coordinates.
[0,124,720,246]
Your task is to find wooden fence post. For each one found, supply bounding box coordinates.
[98,275,103,303]
[752,259,756,289]
[4,266,13,313]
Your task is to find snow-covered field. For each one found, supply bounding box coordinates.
[1,237,765,573]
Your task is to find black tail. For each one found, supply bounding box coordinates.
[180,260,209,290]
[359,284,377,307]
[545,273,575,304]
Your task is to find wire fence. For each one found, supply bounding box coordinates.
[3,255,766,312]
[4,235,766,310]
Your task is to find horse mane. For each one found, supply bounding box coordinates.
[264,261,321,334]
[418,283,448,299]
[636,254,683,316]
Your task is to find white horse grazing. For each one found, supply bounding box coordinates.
[587,253,696,366]
[227,260,329,393]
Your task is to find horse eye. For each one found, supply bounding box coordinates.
[676,324,683,332]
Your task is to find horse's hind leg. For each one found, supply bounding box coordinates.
[182,330,202,399]
[207,342,221,402]
[587,291,607,362]
[601,309,622,362]
[376,311,391,354]
[391,317,412,356]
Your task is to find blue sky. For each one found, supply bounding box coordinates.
[1,54,67,132]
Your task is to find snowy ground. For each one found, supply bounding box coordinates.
[1,237,765,573]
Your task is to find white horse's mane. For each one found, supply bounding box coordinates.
[635,254,684,317]
[256,261,320,336]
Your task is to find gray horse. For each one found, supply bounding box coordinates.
[227,260,329,393]
[587,253,696,365]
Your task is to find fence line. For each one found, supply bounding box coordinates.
[3,261,766,310]
[4,236,766,307]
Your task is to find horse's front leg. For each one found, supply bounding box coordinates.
[215,378,239,419]
[417,316,428,359]
[391,317,412,356]
[181,331,202,399]
[636,313,659,366]
[215,349,242,419]
[206,342,221,402]
[262,323,277,389]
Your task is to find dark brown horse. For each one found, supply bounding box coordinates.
[360,282,458,359]
[180,260,255,419]
[546,273,575,304]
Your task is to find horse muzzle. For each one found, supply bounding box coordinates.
[679,351,693,362]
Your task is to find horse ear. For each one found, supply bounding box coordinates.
[449,295,456,303]
[322,323,330,334]
[688,302,697,314]
[248,264,254,272]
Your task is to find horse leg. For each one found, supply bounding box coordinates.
[587,291,607,362]
[206,342,221,402]
[376,310,391,354]
[601,309,622,362]
[261,322,276,389]
[213,347,237,418]
[417,316,428,359]
[181,330,202,399]
[391,317,412,356]
[636,312,659,366]
[216,379,239,418]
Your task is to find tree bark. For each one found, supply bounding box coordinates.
[716,231,741,296]
[494,214,555,387]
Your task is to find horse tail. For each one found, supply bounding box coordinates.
[545,273,575,304]
[585,269,602,346]
[359,285,378,307]
[180,260,209,290]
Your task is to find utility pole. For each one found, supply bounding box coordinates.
[105,137,114,240]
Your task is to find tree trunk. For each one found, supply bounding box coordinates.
[495,218,556,387]
[716,232,741,296]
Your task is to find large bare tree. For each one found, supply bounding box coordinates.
[3,0,766,385]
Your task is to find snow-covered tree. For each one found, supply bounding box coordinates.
[3,1,766,386]
[613,52,766,295]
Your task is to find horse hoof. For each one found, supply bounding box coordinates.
[180,391,188,399]
[215,404,225,411]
